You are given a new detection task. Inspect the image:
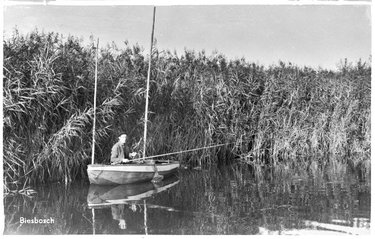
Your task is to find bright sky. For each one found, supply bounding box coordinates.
[3,3,371,70]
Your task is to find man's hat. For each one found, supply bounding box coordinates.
[118,134,127,139]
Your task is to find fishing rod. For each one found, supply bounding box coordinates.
[138,142,232,160]
[111,142,232,164]
[124,139,254,163]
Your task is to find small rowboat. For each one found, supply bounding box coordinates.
[87,161,180,185]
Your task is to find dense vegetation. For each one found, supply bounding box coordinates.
[3,30,371,192]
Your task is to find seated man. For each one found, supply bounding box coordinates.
[111,134,131,164]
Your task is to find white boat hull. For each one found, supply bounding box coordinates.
[87,162,180,185]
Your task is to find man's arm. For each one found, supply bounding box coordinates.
[111,144,122,163]
[124,145,130,159]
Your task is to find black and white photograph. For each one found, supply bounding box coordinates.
[1,0,372,235]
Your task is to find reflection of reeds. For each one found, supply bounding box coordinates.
[148,164,369,234]
[3,164,370,234]
[4,181,93,234]
[3,30,370,191]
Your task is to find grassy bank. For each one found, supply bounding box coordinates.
[3,30,371,191]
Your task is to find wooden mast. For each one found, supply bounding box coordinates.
[142,7,156,160]
[91,39,99,165]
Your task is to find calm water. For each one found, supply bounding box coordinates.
[3,163,371,235]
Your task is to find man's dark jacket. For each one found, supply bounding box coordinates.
[111,142,130,163]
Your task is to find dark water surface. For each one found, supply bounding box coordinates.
[3,163,371,235]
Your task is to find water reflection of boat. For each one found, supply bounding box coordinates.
[87,175,180,208]
[88,175,179,234]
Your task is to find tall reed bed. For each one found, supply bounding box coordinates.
[3,29,371,191]
[246,61,371,176]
